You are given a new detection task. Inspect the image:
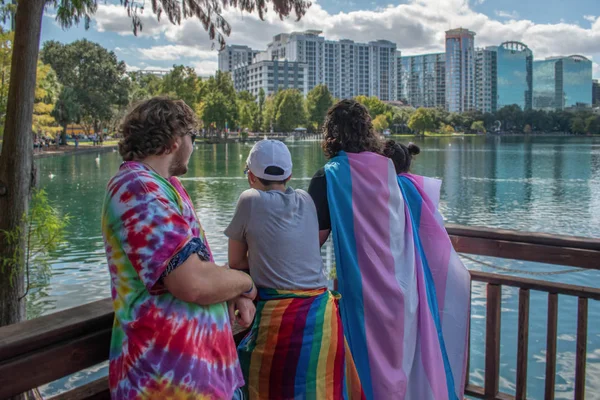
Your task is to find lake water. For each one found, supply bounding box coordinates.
[33,136,600,399]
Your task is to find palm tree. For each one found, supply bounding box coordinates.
[0,0,311,331]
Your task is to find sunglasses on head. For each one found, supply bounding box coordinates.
[187,130,198,144]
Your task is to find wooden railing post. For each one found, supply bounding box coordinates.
[574,297,588,400]
[515,288,530,400]
[545,293,558,400]
[485,284,502,399]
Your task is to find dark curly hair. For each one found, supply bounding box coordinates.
[383,140,421,174]
[321,99,383,159]
[118,97,197,161]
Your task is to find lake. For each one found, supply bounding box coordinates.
[33,135,600,399]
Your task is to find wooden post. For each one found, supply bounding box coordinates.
[544,293,558,400]
[515,288,530,400]
[574,297,588,400]
[484,284,502,398]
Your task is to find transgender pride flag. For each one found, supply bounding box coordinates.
[325,151,470,400]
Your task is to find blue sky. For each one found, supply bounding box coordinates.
[40,0,600,78]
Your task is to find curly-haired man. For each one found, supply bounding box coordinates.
[101,97,255,399]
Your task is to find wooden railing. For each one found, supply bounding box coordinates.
[0,224,598,400]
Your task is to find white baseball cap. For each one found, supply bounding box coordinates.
[246,139,293,180]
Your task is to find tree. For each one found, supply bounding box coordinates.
[355,95,390,118]
[585,115,600,135]
[408,107,436,135]
[496,104,524,131]
[372,114,389,132]
[390,108,413,133]
[471,121,486,134]
[41,39,130,143]
[442,124,455,134]
[202,91,230,132]
[32,62,61,138]
[237,91,258,131]
[306,84,333,132]
[204,71,238,130]
[0,29,12,136]
[162,65,201,108]
[128,71,164,103]
[275,89,305,132]
[254,88,266,132]
[571,117,586,134]
[0,0,310,334]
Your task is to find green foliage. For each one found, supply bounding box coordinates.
[585,116,600,135]
[0,190,69,289]
[471,121,485,133]
[0,28,11,135]
[306,84,334,132]
[275,89,305,132]
[33,62,61,136]
[202,91,230,130]
[237,91,259,131]
[442,124,455,134]
[372,114,389,132]
[355,95,391,118]
[41,39,130,136]
[162,65,201,108]
[408,107,436,134]
[571,117,586,134]
[202,71,238,130]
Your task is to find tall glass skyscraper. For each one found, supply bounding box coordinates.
[399,53,446,108]
[533,55,592,111]
[445,28,476,113]
[496,41,533,111]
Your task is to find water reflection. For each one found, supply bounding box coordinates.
[34,136,600,399]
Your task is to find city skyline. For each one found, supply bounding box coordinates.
[38,0,600,79]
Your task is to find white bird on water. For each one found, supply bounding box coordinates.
[49,173,55,179]
[95,155,100,163]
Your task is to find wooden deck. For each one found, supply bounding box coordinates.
[0,224,598,399]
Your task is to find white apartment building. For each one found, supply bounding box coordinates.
[475,47,498,113]
[223,31,399,101]
[233,59,309,97]
[218,45,259,73]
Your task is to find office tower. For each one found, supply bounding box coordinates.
[496,41,533,111]
[475,47,497,113]
[233,59,308,97]
[593,80,600,106]
[218,45,259,73]
[445,28,476,113]
[533,55,593,111]
[398,53,446,108]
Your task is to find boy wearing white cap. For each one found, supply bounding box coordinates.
[225,140,363,399]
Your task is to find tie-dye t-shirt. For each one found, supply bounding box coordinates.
[101,161,243,399]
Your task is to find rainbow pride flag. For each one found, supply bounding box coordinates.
[325,151,471,400]
[238,288,364,400]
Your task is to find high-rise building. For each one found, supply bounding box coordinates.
[533,55,593,111]
[369,40,398,101]
[233,59,308,97]
[475,47,497,113]
[445,28,476,113]
[398,53,446,108]
[218,45,259,73]
[225,31,398,100]
[593,80,600,106]
[496,41,533,111]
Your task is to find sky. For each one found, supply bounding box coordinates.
[40,0,600,78]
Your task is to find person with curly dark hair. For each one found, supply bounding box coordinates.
[101,97,255,400]
[308,99,470,400]
[382,140,421,174]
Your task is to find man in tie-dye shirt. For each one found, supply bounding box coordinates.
[102,97,256,399]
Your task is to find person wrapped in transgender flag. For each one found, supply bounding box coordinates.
[324,149,471,400]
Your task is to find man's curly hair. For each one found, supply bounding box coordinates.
[321,99,383,159]
[118,97,197,161]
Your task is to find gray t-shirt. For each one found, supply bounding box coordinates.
[225,187,327,290]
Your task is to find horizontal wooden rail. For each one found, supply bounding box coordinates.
[0,225,598,399]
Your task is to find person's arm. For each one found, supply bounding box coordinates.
[308,168,332,247]
[164,257,255,305]
[229,238,249,271]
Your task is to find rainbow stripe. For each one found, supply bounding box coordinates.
[325,151,470,400]
[238,288,365,399]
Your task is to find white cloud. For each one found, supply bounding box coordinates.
[495,10,519,19]
[92,0,600,77]
[191,61,219,77]
[584,15,597,23]
[594,63,600,78]
[138,45,217,61]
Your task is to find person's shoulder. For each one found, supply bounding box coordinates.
[106,164,160,202]
[311,167,326,179]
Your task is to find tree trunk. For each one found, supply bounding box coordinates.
[0,1,44,330]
